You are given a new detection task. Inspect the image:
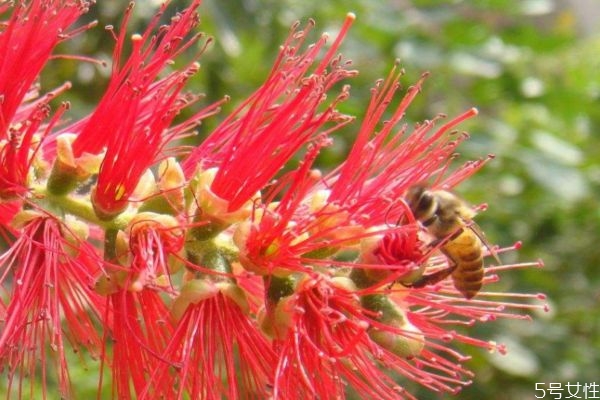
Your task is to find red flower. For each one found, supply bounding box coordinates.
[323,65,484,225]
[268,276,394,399]
[0,215,104,398]
[0,1,89,134]
[53,0,213,219]
[0,2,547,399]
[146,279,277,399]
[233,63,547,398]
[126,212,185,291]
[94,213,184,398]
[0,201,19,234]
[265,275,481,400]
[103,290,175,399]
[182,14,356,218]
[0,0,88,198]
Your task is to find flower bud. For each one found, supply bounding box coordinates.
[330,276,358,292]
[131,169,157,203]
[94,270,128,296]
[59,215,90,258]
[47,133,104,195]
[171,278,249,321]
[157,157,185,208]
[258,294,295,339]
[115,229,130,266]
[361,293,424,358]
[306,189,365,246]
[127,212,185,285]
[217,281,250,314]
[171,278,219,320]
[138,158,186,215]
[189,167,259,240]
[369,317,425,359]
[10,210,44,229]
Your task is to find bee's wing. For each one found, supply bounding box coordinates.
[461,218,502,265]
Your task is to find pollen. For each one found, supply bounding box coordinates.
[114,183,126,201]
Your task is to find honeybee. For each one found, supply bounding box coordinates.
[403,185,498,299]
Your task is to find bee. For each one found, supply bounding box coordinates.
[403,185,498,299]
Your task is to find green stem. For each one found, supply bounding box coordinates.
[185,239,236,281]
[104,228,119,262]
[31,184,131,230]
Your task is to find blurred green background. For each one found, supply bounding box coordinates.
[36,0,600,398]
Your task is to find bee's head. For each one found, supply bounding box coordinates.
[405,185,436,222]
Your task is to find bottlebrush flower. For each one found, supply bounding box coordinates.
[147,275,277,399]
[49,0,216,220]
[0,0,90,199]
[102,287,175,399]
[182,15,356,232]
[0,1,547,400]
[0,214,104,399]
[95,201,185,398]
[232,58,547,399]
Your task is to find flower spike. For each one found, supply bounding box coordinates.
[0,3,546,400]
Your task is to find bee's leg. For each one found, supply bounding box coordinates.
[404,264,456,289]
[403,228,463,289]
[404,245,460,289]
